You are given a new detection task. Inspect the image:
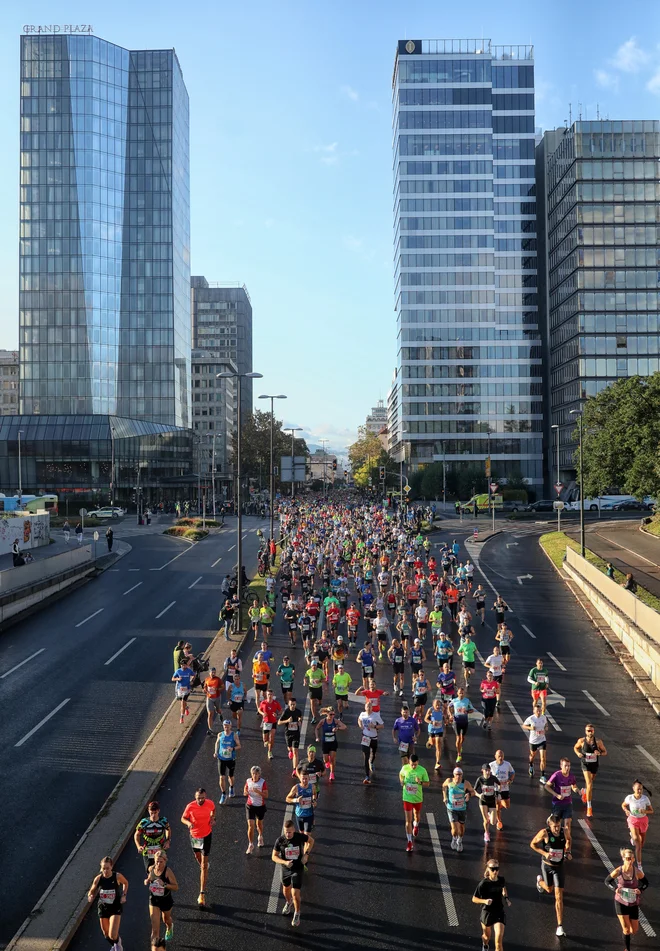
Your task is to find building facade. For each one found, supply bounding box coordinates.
[538,120,660,482]
[19,33,191,427]
[190,278,253,419]
[391,39,543,488]
[364,399,388,434]
[0,351,19,415]
[191,350,236,501]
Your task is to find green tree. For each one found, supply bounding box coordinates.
[233,410,308,492]
[347,427,393,489]
[578,373,660,499]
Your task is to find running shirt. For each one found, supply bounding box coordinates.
[448,696,474,720]
[458,641,476,664]
[410,646,424,666]
[625,794,652,818]
[358,712,379,739]
[429,610,443,630]
[489,760,515,792]
[480,678,498,699]
[400,763,429,803]
[273,832,309,872]
[182,799,215,838]
[393,716,419,745]
[542,829,566,865]
[474,775,501,802]
[447,780,467,810]
[320,718,339,743]
[204,675,222,699]
[485,654,504,677]
[277,664,296,689]
[294,784,315,817]
[390,646,405,666]
[246,777,268,807]
[304,667,324,689]
[279,707,303,734]
[414,677,429,697]
[437,670,456,695]
[361,688,386,712]
[259,699,282,724]
[523,714,547,745]
[229,681,245,703]
[547,770,577,806]
[358,649,375,675]
[436,638,453,661]
[528,666,549,689]
[497,628,512,646]
[216,731,238,760]
[332,671,352,694]
[427,706,444,734]
[173,667,193,694]
[136,817,169,857]
[252,661,270,685]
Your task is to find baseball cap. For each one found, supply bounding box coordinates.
[223,719,232,726]
[311,658,319,665]
[481,763,492,771]
[210,666,216,672]
[307,744,316,753]
[453,767,463,775]
[337,663,344,669]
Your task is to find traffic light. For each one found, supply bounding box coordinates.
[379,466,386,481]
[332,460,337,471]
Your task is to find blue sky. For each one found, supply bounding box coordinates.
[1,1,660,456]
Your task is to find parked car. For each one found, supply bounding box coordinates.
[529,499,557,513]
[612,499,645,511]
[501,500,531,512]
[87,507,121,519]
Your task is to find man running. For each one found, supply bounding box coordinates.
[573,723,607,818]
[490,750,515,830]
[392,704,420,765]
[271,819,314,928]
[544,759,581,854]
[181,788,215,907]
[259,688,282,760]
[358,700,383,784]
[523,701,548,783]
[443,766,475,852]
[399,752,430,851]
[214,719,241,804]
[171,659,193,724]
[448,686,475,763]
[388,637,406,698]
[279,697,304,775]
[203,667,223,736]
[479,670,500,732]
[332,663,352,720]
[530,813,571,937]
[527,658,550,714]
[304,659,324,724]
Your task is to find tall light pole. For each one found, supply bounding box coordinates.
[218,370,263,617]
[569,409,585,557]
[17,429,23,503]
[285,427,303,499]
[320,438,329,498]
[206,431,218,517]
[259,394,287,542]
[551,423,561,532]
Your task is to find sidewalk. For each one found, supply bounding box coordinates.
[0,532,112,573]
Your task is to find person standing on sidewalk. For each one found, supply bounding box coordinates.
[106,526,114,552]
[86,856,128,951]
[76,522,84,545]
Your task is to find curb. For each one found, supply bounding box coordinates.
[538,538,660,719]
[6,624,248,951]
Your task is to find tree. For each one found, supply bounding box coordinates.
[232,410,308,492]
[578,373,660,500]
[347,427,393,489]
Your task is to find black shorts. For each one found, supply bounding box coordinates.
[480,797,498,811]
[335,693,348,703]
[377,631,389,643]
[246,804,266,821]
[392,663,405,674]
[581,762,599,775]
[463,660,475,670]
[282,871,304,890]
[500,646,510,656]
[218,760,236,776]
[230,701,244,712]
[499,791,510,802]
[480,908,506,927]
[149,892,174,912]
[317,651,328,662]
[615,902,639,919]
[482,698,496,716]
[530,741,547,752]
[454,719,468,736]
[285,732,300,748]
[97,902,123,919]
[191,832,212,856]
[322,741,338,755]
[309,686,323,700]
[362,667,374,679]
[542,861,565,890]
[476,602,485,611]
[414,693,428,707]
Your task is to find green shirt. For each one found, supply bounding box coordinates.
[248,606,260,622]
[528,667,549,688]
[400,763,429,803]
[305,667,324,688]
[260,606,275,624]
[332,672,352,694]
[429,610,443,628]
[458,641,477,663]
[324,595,339,608]
[277,664,295,687]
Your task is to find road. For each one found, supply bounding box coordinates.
[67,528,659,951]
[564,518,660,599]
[0,516,269,949]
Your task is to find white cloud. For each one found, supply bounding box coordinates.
[312,142,339,165]
[594,69,619,90]
[647,69,660,95]
[313,142,338,153]
[341,84,359,102]
[611,37,649,73]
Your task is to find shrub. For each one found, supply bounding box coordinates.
[164,526,208,541]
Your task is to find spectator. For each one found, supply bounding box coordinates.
[75,522,83,545]
[623,573,638,594]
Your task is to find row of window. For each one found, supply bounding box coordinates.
[405,419,540,432]
[399,110,492,130]
[495,164,535,179]
[577,181,660,203]
[398,160,493,175]
[399,133,491,156]
[400,197,493,212]
[401,273,494,287]
[402,382,543,397]
[399,310,538,327]
[399,87,493,105]
[580,313,660,333]
[400,215,493,230]
[494,201,536,215]
[579,159,660,181]
[576,132,660,159]
[579,357,660,377]
[580,335,660,354]
[401,327,537,341]
[401,290,496,305]
[404,401,543,415]
[402,345,541,359]
[401,252,493,267]
[495,183,536,196]
[398,59,493,85]
[404,363,542,378]
[582,291,660,311]
[400,234,493,249]
[579,225,660,246]
[399,178,491,194]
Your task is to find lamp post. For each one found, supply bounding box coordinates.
[285,427,303,499]
[320,438,329,498]
[218,370,263,616]
[551,423,561,532]
[569,410,585,557]
[206,430,218,517]
[258,393,287,542]
[17,429,23,504]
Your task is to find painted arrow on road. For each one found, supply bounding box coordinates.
[545,690,566,708]
[246,687,256,703]
[517,574,533,584]
[506,542,519,548]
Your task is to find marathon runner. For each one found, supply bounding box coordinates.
[259,688,282,760]
[523,701,548,783]
[573,723,607,818]
[134,802,171,870]
[180,788,215,907]
[392,703,420,765]
[443,767,475,852]
[527,659,550,715]
[472,859,511,951]
[244,765,268,853]
[286,771,317,833]
[144,850,178,945]
[86,857,128,950]
[271,820,314,928]
[278,697,304,775]
[543,758,581,854]
[304,658,324,724]
[530,813,570,937]
[622,780,654,874]
[474,763,501,844]
[399,752,430,851]
[448,686,475,763]
[214,719,241,803]
[489,751,515,830]
[604,846,649,950]
[424,697,445,771]
[358,700,383,784]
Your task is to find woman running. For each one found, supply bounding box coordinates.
[86,856,128,950]
[424,697,445,772]
[604,847,649,951]
[145,850,178,944]
[314,707,347,782]
[244,765,268,854]
[622,780,653,874]
[472,858,511,951]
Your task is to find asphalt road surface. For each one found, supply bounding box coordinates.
[67,528,659,951]
[564,518,660,599]
[0,516,269,949]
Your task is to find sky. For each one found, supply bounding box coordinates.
[1,1,660,457]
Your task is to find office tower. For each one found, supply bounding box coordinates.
[537,120,660,482]
[391,39,542,488]
[190,278,253,419]
[19,32,191,426]
[191,349,236,500]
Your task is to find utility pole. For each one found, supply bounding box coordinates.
[570,410,585,557]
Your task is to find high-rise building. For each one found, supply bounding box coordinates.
[19,32,191,427]
[0,351,19,415]
[190,278,253,419]
[191,350,236,500]
[537,120,660,483]
[391,39,543,488]
[364,399,388,434]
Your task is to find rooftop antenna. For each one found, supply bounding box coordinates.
[596,102,600,120]
[568,102,572,125]
[578,101,582,121]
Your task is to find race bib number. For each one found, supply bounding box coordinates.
[149,880,165,897]
[405,782,418,795]
[190,836,204,849]
[284,846,300,861]
[399,742,409,753]
[287,722,299,731]
[363,665,373,674]
[451,795,465,810]
[146,844,161,857]
[361,735,372,746]
[263,721,273,731]
[537,674,546,684]
[99,889,116,904]
[175,686,188,698]
[220,747,233,759]
[547,849,563,863]
[584,753,597,763]
[481,785,495,797]
[619,887,638,905]
[299,796,312,809]
[560,786,571,799]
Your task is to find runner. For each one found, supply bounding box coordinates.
[527,659,550,715]
[530,813,570,937]
[298,744,325,800]
[244,765,268,853]
[443,767,475,852]
[495,624,513,668]
[399,752,430,851]
[457,632,477,690]
[622,780,654,874]
[134,802,171,870]
[437,661,457,715]
[392,703,420,765]
[248,599,261,641]
[227,673,246,732]
[388,637,406,698]
[171,659,193,724]
[523,701,548,782]
[480,670,500,732]
[472,859,511,951]
[429,602,444,646]
[355,675,390,722]
[144,850,178,944]
[484,645,504,708]
[180,788,215,907]
[223,649,242,694]
[409,638,427,686]
[278,697,304,775]
[314,707,347,781]
[571,723,607,819]
[374,608,392,659]
[86,857,128,951]
[259,600,275,640]
[447,686,475,763]
[604,846,649,950]
[492,595,509,626]
[286,771,317,833]
[304,659,324,724]
[203,667,223,736]
[346,602,361,649]
[356,640,376,687]
[358,700,383,784]
[474,763,501,844]
[332,662,352,720]
[412,668,430,721]
[489,751,515,830]
[543,758,581,853]
[271,819,314,928]
[435,631,454,671]
[276,655,296,703]
[414,600,429,642]
[258,688,283,760]
[214,719,241,803]
[252,651,270,708]
[424,697,445,771]
[473,585,487,626]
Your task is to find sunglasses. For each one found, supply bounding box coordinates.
[487,865,499,871]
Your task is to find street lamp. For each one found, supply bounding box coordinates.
[551,423,561,532]
[218,370,263,615]
[17,429,23,504]
[569,409,585,557]
[285,427,303,499]
[319,438,330,498]
[206,430,218,517]
[258,394,287,542]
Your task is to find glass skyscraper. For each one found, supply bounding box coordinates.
[19,33,191,427]
[391,39,543,487]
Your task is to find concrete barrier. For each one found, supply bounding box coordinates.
[0,546,93,593]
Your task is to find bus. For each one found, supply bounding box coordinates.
[0,494,58,515]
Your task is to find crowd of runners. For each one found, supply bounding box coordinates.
[89,497,653,951]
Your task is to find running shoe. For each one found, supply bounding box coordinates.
[246,843,254,854]
[291,912,301,927]
[165,926,174,941]
[268,751,273,760]
[228,787,235,798]
[484,831,490,843]
[363,778,371,785]
[292,769,298,777]
[586,806,593,818]
[325,761,331,769]
[330,772,335,782]
[456,838,463,852]
[180,716,184,724]
[185,708,190,716]
[206,729,214,736]
[406,840,413,852]
[288,750,293,760]
[456,754,462,763]
[528,764,534,777]
[536,875,544,894]
[413,822,419,837]
[282,902,292,915]
[257,834,264,847]
[197,893,206,906]
[556,926,565,936]
[580,788,587,804]
[539,776,547,785]
[450,836,457,850]
[219,793,227,805]
[497,820,503,830]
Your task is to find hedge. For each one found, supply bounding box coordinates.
[164,526,209,541]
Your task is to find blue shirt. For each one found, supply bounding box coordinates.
[428,707,445,734]
[173,668,193,691]
[254,650,274,667]
[216,731,237,760]
[229,682,245,703]
[438,671,456,693]
[449,697,474,720]
[393,716,419,744]
[294,784,315,818]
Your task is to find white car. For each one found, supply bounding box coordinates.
[88,508,121,519]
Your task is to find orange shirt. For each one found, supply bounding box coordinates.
[252,661,269,685]
[346,608,360,626]
[182,799,215,838]
[446,587,459,604]
[204,676,222,699]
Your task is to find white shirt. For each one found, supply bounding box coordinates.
[486,653,504,676]
[265,577,275,592]
[358,712,379,739]
[465,562,474,576]
[490,759,514,792]
[415,604,428,621]
[524,714,547,745]
[625,794,651,818]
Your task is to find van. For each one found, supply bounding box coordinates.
[461,493,503,512]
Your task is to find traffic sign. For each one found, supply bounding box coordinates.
[554,482,563,495]
[490,482,498,493]
[404,485,411,494]
[553,501,565,511]
[79,508,88,517]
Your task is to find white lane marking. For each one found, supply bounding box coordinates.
[228,545,235,552]
[242,534,248,540]
[521,623,536,639]
[505,699,525,729]
[104,637,136,666]
[75,608,104,628]
[267,696,311,914]
[122,582,143,596]
[427,813,459,927]
[546,713,562,732]
[15,698,71,747]
[582,690,610,717]
[579,819,656,938]
[547,652,566,671]
[211,556,222,567]
[150,545,193,571]
[0,648,46,679]
[637,744,660,773]
[128,568,140,572]
[596,532,658,568]
[189,576,203,589]
[155,601,176,619]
